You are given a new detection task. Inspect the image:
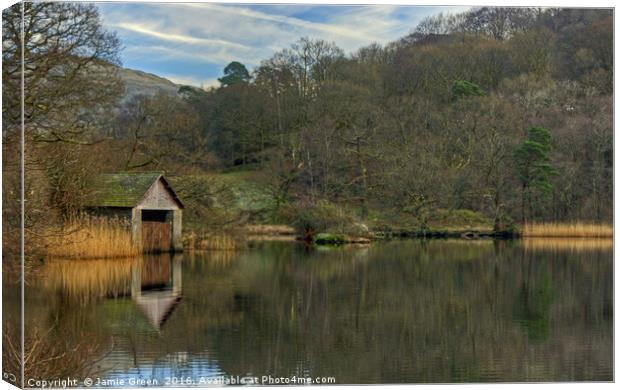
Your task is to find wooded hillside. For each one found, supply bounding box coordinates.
[2,5,613,263]
[179,7,613,229]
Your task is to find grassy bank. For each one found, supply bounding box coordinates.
[170,172,612,244]
[45,214,141,259]
[522,222,613,238]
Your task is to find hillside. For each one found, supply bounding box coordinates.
[2,4,612,261]
[117,67,180,101]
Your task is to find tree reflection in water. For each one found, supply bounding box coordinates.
[19,240,612,384]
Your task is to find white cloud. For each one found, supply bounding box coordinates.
[113,22,251,50]
[123,45,240,66]
[161,73,216,88]
[100,3,471,82]
[201,78,221,89]
[182,3,379,43]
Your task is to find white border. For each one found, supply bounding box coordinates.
[0,1,616,390]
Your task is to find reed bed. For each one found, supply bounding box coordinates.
[523,237,613,252]
[242,224,296,235]
[522,222,613,238]
[184,231,246,251]
[45,214,141,259]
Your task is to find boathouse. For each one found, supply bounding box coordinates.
[86,172,184,252]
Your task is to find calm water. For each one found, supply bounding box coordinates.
[21,239,613,385]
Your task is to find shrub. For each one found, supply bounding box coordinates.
[285,200,356,239]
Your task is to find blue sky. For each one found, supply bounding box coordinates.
[98,2,470,88]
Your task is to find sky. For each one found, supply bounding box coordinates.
[98,2,471,88]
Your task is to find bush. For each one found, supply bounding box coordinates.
[284,200,356,239]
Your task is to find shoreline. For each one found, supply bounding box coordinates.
[184,223,613,250]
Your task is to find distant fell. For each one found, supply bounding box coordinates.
[118,67,180,101]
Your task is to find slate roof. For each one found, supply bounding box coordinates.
[86,172,184,208]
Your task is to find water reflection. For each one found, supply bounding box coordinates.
[522,237,614,252]
[23,239,612,385]
[131,255,182,331]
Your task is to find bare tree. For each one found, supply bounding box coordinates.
[2,2,124,265]
[2,2,123,141]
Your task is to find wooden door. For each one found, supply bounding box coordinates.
[142,220,171,252]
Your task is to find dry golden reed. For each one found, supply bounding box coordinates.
[522,222,613,238]
[522,237,613,252]
[185,231,245,251]
[45,214,141,259]
[243,224,296,235]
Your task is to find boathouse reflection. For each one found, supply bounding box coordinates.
[131,254,183,331]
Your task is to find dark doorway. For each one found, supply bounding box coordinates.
[142,210,171,252]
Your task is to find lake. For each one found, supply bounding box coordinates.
[19,239,613,385]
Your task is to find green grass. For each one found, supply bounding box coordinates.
[212,171,272,213]
[366,208,493,233]
[171,170,495,235]
[429,209,493,231]
[168,172,273,229]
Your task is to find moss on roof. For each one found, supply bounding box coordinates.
[86,172,164,208]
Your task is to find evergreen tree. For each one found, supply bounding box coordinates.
[452,80,486,100]
[513,127,555,223]
[218,61,251,86]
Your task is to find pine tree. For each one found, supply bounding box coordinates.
[513,127,556,223]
